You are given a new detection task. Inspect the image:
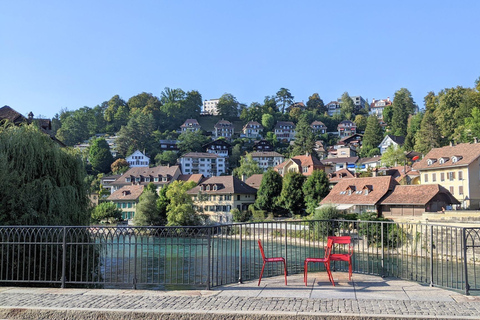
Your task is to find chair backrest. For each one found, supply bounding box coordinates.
[324,238,334,259]
[328,236,353,254]
[258,239,266,261]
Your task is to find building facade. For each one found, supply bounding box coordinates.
[274,121,296,142]
[250,151,285,171]
[242,121,264,139]
[179,152,226,177]
[213,120,235,140]
[126,150,150,167]
[202,99,219,115]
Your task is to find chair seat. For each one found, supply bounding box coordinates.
[305,257,328,263]
[330,254,351,262]
[265,257,285,262]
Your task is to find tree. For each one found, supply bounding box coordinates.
[255,169,283,212]
[302,170,330,215]
[306,93,325,114]
[403,112,423,151]
[89,138,114,174]
[354,114,368,133]
[261,113,275,132]
[111,158,130,174]
[177,131,210,154]
[0,124,90,225]
[462,107,480,142]
[276,88,294,113]
[166,181,202,226]
[91,202,122,223]
[233,153,263,179]
[414,110,442,154]
[116,110,156,157]
[381,145,407,167]
[133,188,161,226]
[104,95,129,132]
[340,92,355,120]
[155,150,178,166]
[279,172,306,216]
[156,185,170,225]
[390,88,417,136]
[216,93,240,120]
[360,115,383,157]
[291,117,315,156]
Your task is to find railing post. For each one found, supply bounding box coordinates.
[430,225,434,287]
[284,222,288,276]
[61,227,66,289]
[206,227,211,290]
[381,221,384,277]
[463,228,470,295]
[238,225,243,284]
[133,232,138,290]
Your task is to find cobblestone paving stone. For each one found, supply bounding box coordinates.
[1,292,480,318]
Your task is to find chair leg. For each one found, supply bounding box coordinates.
[283,260,287,285]
[304,261,308,286]
[348,259,352,281]
[325,263,335,286]
[258,261,266,286]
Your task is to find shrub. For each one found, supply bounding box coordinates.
[358,211,405,248]
[231,208,251,222]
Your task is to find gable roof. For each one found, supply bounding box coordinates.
[413,142,480,170]
[214,119,234,128]
[380,184,459,205]
[275,121,296,129]
[187,175,258,195]
[177,174,204,184]
[107,185,144,201]
[0,106,26,124]
[245,174,263,189]
[110,165,181,186]
[321,176,398,205]
[311,120,326,127]
[275,154,323,170]
[181,152,220,158]
[250,151,284,158]
[243,121,263,130]
[180,119,201,128]
[328,169,356,182]
[321,156,359,165]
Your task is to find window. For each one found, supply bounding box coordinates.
[424,174,428,183]
[450,186,454,195]
[459,186,464,195]
[448,172,455,181]
[432,173,436,182]
[126,177,131,182]
[440,173,445,182]
[128,202,132,208]
[135,177,140,182]
[154,177,159,182]
[458,171,463,180]
[237,195,240,200]
[145,177,150,182]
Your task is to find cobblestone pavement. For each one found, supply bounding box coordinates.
[0,273,479,320]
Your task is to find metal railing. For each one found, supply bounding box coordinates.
[0,220,479,294]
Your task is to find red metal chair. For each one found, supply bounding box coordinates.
[304,238,334,286]
[328,236,354,280]
[257,239,287,286]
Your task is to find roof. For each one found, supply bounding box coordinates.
[275,154,323,170]
[413,142,480,170]
[311,120,326,127]
[177,174,204,184]
[203,139,231,148]
[321,176,398,206]
[0,106,26,124]
[187,176,258,195]
[328,169,356,182]
[243,121,263,130]
[321,156,359,165]
[339,134,363,143]
[275,121,296,129]
[380,185,459,205]
[107,185,144,201]
[214,119,234,128]
[245,174,263,189]
[181,152,220,158]
[180,119,200,127]
[338,120,356,127]
[250,151,284,157]
[381,135,405,146]
[110,165,180,186]
[357,156,382,165]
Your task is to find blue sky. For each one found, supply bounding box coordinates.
[1,1,479,119]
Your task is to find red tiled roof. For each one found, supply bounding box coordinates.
[413,143,480,170]
[328,169,355,182]
[107,185,144,201]
[245,174,263,189]
[187,176,257,195]
[250,151,284,157]
[380,185,459,205]
[110,165,180,186]
[181,152,220,158]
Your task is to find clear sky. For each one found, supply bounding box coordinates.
[1,1,479,119]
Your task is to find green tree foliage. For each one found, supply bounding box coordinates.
[403,112,423,151]
[340,92,355,120]
[229,144,243,170]
[233,153,263,179]
[254,169,283,212]
[133,188,161,226]
[302,170,330,215]
[276,88,294,113]
[116,109,156,157]
[156,185,170,225]
[91,202,122,223]
[306,93,326,114]
[177,131,210,154]
[360,115,383,157]
[0,124,90,225]
[391,88,417,136]
[424,91,437,113]
[354,114,368,132]
[88,138,114,174]
[382,104,393,125]
[240,102,263,123]
[56,108,93,146]
[381,145,406,167]
[216,93,240,120]
[111,158,130,174]
[155,150,178,166]
[280,172,306,216]
[414,110,442,154]
[104,95,129,132]
[166,181,201,226]
[263,95,279,113]
[261,113,275,132]
[159,88,202,130]
[291,117,315,156]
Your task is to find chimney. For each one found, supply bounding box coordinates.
[387,97,390,102]
[450,141,454,147]
[241,174,246,182]
[372,168,378,177]
[475,137,478,144]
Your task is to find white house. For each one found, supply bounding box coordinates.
[250,151,285,171]
[179,152,226,177]
[202,99,219,115]
[126,150,150,167]
[378,135,405,155]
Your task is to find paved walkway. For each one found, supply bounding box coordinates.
[1,272,479,319]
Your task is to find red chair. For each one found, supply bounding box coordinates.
[257,239,287,286]
[304,238,334,286]
[328,236,354,280]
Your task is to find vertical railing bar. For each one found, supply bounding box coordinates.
[206,227,211,290]
[463,228,470,295]
[61,227,66,288]
[430,225,434,287]
[238,224,243,283]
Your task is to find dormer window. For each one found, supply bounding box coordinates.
[213,185,218,191]
[452,155,463,163]
[439,157,449,164]
[427,158,437,166]
[126,177,131,182]
[145,177,150,182]
[206,185,210,191]
[154,177,159,182]
[162,177,167,182]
